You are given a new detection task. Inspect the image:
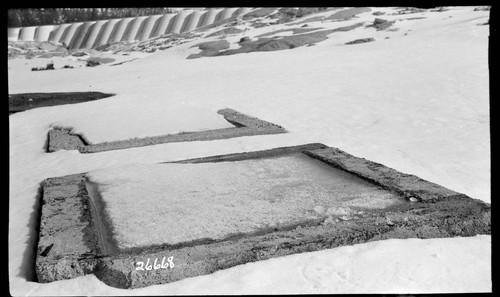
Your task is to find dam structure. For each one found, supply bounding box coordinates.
[8,8,254,49]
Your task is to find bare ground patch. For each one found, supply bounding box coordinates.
[188,23,363,59]
[9,92,115,115]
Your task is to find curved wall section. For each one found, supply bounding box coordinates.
[150,14,175,38]
[220,8,239,21]
[123,16,149,42]
[69,22,94,49]
[9,8,256,49]
[81,20,107,48]
[48,23,71,43]
[8,28,21,41]
[60,23,83,46]
[136,15,163,41]
[168,11,190,34]
[201,9,221,27]
[108,17,135,43]
[181,10,204,33]
[19,26,37,41]
[93,18,120,48]
[34,25,55,41]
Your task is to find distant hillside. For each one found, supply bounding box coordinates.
[8,8,176,28]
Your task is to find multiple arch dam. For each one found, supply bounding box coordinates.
[8,8,254,49]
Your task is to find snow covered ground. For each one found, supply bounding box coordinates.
[87,155,402,250]
[9,6,490,295]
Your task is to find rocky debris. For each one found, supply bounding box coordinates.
[249,20,270,28]
[430,7,449,12]
[274,7,336,24]
[474,6,490,11]
[206,27,244,38]
[121,32,200,54]
[239,37,251,43]
[256,27,324,38]
[37,52,68,59]
[293,16,325,25]
[31,63,55,71]
[393,7,427,15]
[244,7,332,26]
[187,40,230,59]
[86,57,115,64]
[372,18,395,30]
[293,27,322,34]
[8,41,69,59]
[272,8,300,24]
[71,51,91,57]
[195,40,230,51]
[326,7,372,21]
[86,60,100,67]
[242,8,278,20]
[373,11,386,16]
[189,23,363,59]
[345,38,375,45]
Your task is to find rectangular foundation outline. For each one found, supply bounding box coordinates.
[46,108,287,153]
[36,143,491,288]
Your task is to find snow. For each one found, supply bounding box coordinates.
[51,103,234,144]
[9,6,490,295]
[87,154,402,249]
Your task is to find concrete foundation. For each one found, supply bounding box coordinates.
[36,143,490,288]
[46,108,288,153]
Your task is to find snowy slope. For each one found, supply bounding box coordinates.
[9,6,490,295]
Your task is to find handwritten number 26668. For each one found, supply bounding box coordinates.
[136,256,174,271]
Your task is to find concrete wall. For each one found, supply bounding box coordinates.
[48,23,71,43]
[19,26,37,41]
[200,9,222,27]
[122,16,149,42]
[108,17,135,43]
[80,20,107,49]
[93,18,121,48]
[69,22,94,49]
[150,14,176,39]
[8,28,21,41]
[9,8,254,49]
[34,25,56,41]
[168,11,190,34]
[60,23,83,46]
[136,15,163,41]
[181,10,204,33]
